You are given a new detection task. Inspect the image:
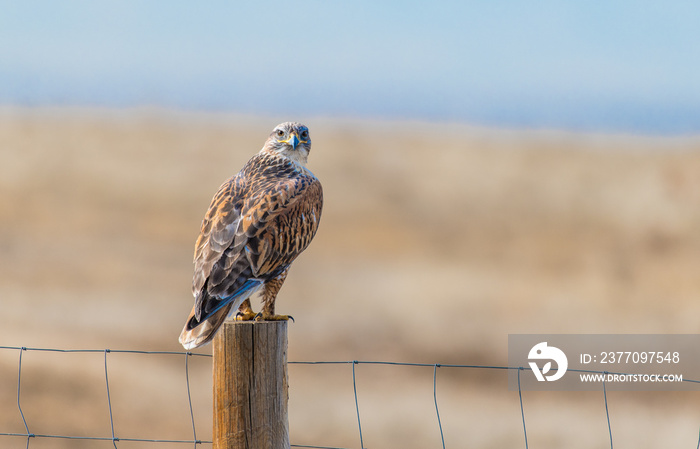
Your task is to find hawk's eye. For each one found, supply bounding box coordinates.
[300,129,309,139]
[276,129,285,138]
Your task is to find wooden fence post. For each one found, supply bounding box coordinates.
[213,321,289,449]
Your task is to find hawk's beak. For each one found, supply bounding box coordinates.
[281,132,300,150]
[289,133,300,150]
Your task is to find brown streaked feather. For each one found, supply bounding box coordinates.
[179,123,323,349]
[193,152,322,302]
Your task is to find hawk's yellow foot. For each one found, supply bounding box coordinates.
[254,312,295,322]
[234,299,256,321]
[234,310,257,321]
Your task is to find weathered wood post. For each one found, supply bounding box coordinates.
[213,321,289,449]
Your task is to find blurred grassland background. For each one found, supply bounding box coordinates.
[0,107,699,448]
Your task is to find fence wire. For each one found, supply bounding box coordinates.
[0,346,698,449]
[2,346,211,448]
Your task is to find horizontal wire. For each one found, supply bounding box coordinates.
[5,347,695,384]
[290,360,515,370]
[291,445,353,449]
[0,346,212,357]
[290,360,700,384]
[0,433,353,449]
[0,432,211,444]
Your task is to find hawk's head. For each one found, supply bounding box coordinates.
[263,122,312,165]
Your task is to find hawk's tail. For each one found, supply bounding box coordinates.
[179,302,233,350]
[179,279,264,349]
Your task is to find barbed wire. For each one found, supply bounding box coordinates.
[1,346,698,449]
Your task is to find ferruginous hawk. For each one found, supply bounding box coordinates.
[179,122,323,350]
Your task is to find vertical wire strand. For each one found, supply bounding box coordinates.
[603,376,613,449]
[17,348,32,449]
[104,349,118,448]
[185,352,199,448]
[351,361,364,449]
[517,368,529,449]
[433,364,445,449]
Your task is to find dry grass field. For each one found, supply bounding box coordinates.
[1,107,699,448]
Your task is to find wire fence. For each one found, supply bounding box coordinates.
[1,345,698,449]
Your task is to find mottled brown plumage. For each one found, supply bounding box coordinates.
[179,122,323,349]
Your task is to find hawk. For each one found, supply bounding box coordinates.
[179,122,323,350]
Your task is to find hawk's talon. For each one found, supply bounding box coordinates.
[234,310,256,321]
[254,312,294,322]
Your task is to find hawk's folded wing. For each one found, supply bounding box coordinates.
[191,160,322,322]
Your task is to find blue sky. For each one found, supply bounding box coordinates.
[1,1,699,134]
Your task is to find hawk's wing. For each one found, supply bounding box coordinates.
[190,154,323,324]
